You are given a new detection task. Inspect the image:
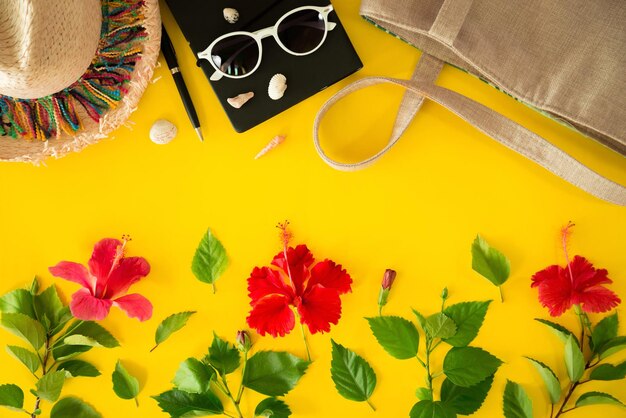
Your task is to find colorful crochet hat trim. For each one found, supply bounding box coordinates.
[0,0,147,141]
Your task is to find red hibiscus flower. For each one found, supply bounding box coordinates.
[531,223,620,317]
[246,244,352,338]
[49,237,153,322]
[531,255,620,317]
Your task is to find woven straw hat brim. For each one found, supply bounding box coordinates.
[0,0,161,164]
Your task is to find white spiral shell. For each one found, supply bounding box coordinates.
[268,73,287,100]
[149,119,177,144]
[223,8,239,24]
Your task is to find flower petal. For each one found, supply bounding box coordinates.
[103,257,150,299]
[569,256,612,288]
[247,295,295,337]
[531,265,572,316]
[248,266,294,304]
[577,287,621,314]
[89,238,122,294]
[49,261,95,293]
[113,294,153,321]
[69,288,113,321]
[307,260,352,294]
[272,245,314,295]
[298,285,341,334]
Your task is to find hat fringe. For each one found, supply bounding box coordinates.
[0,0,147,141]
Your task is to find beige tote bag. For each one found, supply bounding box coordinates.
[314,0,626,205]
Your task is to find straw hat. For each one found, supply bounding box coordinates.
[0,0,161,163]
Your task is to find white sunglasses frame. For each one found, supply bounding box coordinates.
[198,5,337,81]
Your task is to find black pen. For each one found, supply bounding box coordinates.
[161,25,203,141]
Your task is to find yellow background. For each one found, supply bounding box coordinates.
[1,1,625,417]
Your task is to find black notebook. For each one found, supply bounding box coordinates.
[164,0,362,132]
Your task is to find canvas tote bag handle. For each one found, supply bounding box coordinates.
[313,0,626,206]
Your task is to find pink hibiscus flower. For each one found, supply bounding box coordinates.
[49,237,153,321]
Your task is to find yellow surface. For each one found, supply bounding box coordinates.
[1,1,625,417]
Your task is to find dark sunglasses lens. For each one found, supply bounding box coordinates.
[277,9,327,54]
[210,34,259,77]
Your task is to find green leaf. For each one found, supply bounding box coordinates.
[366,316,419,359]
[598,336,626,360]
[50,397,102,418]
[34,286,65,331]
[564,335,584,382]
[415,388,433,401]
[1,312,46,350]
[206,333,240,375]
[0,384,24,410]
[535,319,579,346]
[443,347,502,387]
[441,375,493,415]
[57,360,100,378]
[112,361,140,401]
[172,358,214,394]
[35,370,66,402]
[0,289,36,318]
[409,400,457,418]
[503,380,532,418]
[153,311,196,351]
[254,398,291,418]
[412,309,427,331]
[443,301,491,347]
[52,345,92,362]
[525,357,561,404]
[425,313,457,339]
[55,321,119,350]
[592,314,618,353]
[589,361,626,381]
[30,277,40,295]
[330,340,376,403]
[192,229,228,290]
[6,345,40,374]
[471,235,510,287]
[152,389,224,417]
[50,307,73,336]
[243,351,309,397]
[64,335,103,347]
[575,392,624,408]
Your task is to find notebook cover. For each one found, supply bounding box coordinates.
[165,0,363,132]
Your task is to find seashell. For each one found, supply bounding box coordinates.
[255,135,286,159]
[268,73,287,100]
[149,119,177,144]
[227,91,254,109]
[223,8,239,24]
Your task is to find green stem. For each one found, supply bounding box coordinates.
[31,336,51,418]
[212,283,216,294]
[235,352,248,404]
[219,375,244,418]
[416,355,426,368]
[425,339,433,396]
[366,399,376,411]
[378,304,383,317]
[299,321,311,362]
[498,286,504,303]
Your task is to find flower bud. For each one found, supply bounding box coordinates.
[236,330,252,352]
[378,269,397,308]
[441,287,448,300]
[381,269,396,291]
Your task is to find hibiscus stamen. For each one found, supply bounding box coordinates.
[560,222,575,283]
[277,222,295,290]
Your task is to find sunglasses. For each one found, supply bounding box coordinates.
[198,5,337,81]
